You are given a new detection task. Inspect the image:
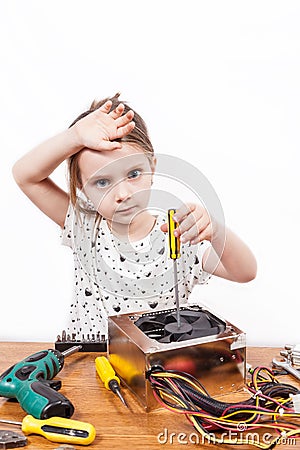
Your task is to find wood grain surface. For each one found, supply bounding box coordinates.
[0,343,298,450]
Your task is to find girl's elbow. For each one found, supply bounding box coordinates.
[240,272,256,283]
[12,161,22,186]
[12,160,29,188]
[238,262,257,283]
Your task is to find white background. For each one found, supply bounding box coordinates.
[1,1,299,346]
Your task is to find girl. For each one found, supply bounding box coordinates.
[12,93,257,339]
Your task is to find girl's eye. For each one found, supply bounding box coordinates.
[128,169,142,179]
[95,179,110,188]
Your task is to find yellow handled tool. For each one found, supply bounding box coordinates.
[0,415,96,445]
[167,209,181,259]
[95,356,128,408]
[168,209,181,329]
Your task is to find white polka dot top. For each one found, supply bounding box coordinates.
[61,204,212,339]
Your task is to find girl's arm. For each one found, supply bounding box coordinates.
[12,102,135,228]
[202,227,257,283]
[12,128,82,228]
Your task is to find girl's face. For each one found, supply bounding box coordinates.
[78,144,156,224]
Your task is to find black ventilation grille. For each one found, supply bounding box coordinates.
[134,306,226,343]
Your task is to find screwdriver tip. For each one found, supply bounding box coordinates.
[116,389,129,408]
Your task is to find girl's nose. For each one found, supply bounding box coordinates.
[114,179,131,203]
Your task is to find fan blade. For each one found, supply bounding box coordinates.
[177,326,221,341]
[165,313,189,325]
[135,317,166,332]
[179,310,204,322]
[158,334,172,343]
[176,333,194,342]
[190,315,212,330]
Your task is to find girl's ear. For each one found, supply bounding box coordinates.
[151,157,157,174]
[150,157,157,185]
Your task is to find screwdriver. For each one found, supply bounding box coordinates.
[0,415,96,445]
[168,209,181,329]
[95,356,128,408]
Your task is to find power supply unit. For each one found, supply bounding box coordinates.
[107,304,246,411]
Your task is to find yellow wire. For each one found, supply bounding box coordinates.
[189,415,285,450]
[152,369,300,449]
[151,372,207,394]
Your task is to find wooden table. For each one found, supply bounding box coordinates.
[0,343,298,449]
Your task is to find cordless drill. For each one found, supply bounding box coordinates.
[0,346,81,419]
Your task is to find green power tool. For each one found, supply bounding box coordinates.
[0,345,81,419]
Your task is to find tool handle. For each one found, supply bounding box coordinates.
[95,356,120,390]
[168,209,181,259]
[18,380,74,419]
[22,415,96,445]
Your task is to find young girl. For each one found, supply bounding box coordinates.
[12,93,257,339]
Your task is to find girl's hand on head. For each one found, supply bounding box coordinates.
[160,203,215,245]
[72,100,135,151]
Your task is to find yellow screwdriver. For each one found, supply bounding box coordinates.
[0,415,96,445]
[95,356,128,408]
[168,209,182,330]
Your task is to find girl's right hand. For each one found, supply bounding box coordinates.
[72,100,135,151]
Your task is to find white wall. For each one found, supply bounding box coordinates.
[1,0,299,346]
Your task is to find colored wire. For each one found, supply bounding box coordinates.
[148,366,300,449]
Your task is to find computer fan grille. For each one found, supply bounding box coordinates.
[134,306,226,343]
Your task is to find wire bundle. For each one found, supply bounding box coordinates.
[147,366,300,449]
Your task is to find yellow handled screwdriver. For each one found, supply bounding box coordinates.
[0,415,96,445]
[95,356,128,408]
[168,209,181,330]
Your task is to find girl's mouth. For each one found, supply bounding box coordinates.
[118,205,137,214]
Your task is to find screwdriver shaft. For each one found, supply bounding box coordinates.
[0,419,22,426]
[173,260,181,329]
[115,388,129,408]
[108,379,128,409]
[168,209,181,330]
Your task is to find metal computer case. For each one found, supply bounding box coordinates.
[107,304,246,411]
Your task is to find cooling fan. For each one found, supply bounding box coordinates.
[134,307,226,343]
